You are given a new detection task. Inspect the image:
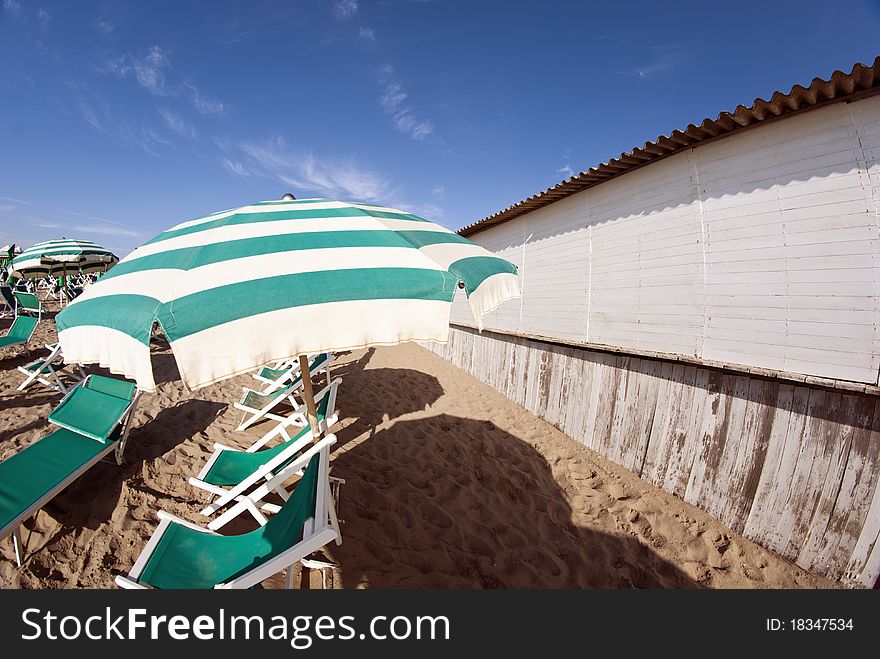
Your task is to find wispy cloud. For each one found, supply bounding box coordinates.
[230,136,394,203]
[37,7,50,27]
[399,201,444,220]
[218,136,445,220]
[97,54,131,77]
[359,27,376,44]
[70,83,165,155]
[615,45,682,79]
[334,0,358,19]
[210,18,256,48]
[431,185,445,196]
[31,221,62,230]
[185,83,225,116]
[221,158,249,176]
[4,196,141,241]
[132,46,171,95]
[71,224,141,238]
[223,136,393,202]
[377,64,434,141]
[95,18,121,37]
[557,164,574,178]
[159,108,198,140]
[96,47,227,117]
[0,204,16,213]
[2,0,21,16]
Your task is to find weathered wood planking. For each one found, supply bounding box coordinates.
[423,326,880,586]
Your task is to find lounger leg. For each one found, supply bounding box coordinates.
[285,567,295,589]
[301,558,337,589]
[326,477,342,546]
[115,391,142,465]
[12,527,24,567]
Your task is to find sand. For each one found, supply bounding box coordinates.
[0,304,839,588]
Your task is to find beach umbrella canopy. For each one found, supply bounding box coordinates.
[56,198,520,394]
[8,239,118,279]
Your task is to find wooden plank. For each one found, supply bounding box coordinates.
[799,394,879,578]
[742,384,811,550]
[560,350,592,444]
[641,363,696,493]
[623,359,664,474]
[661,367,710,499]
[683,371,730,515]
[607,357,645,471]
[540,344,565,428]
[591,355,628,457]
[714,377,777,533]
[523,342,543,415]
[578,351,606,451]
[779,390,842,559]
[685,374,751,526]
[843,399,880,586]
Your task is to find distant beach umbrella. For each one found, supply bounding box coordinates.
[8,239,118,280]
[55,198,520,418]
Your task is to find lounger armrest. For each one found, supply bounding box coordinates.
[192,444,230,481]
[115,575,148,589]
[188,476,230,500]
[156,510,221,534]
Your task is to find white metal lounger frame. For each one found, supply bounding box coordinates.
[234,354,335,431]
[252,352,335,394]
[17,343,87,394]
[189,379,341,522]
[2,379,142,566]
[246,376,341,453]
[115,435,338,590]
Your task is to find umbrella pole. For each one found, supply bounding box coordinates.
[299,355,321,441]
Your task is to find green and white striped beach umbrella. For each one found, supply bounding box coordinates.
[8,239,118,279]
[56,198,520,393]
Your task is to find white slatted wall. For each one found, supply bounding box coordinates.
[454,96,880,385]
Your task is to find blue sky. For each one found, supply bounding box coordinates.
[1,0,878,257]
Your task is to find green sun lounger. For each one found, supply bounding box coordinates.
[0,315,38,351]
[0,285,15,317]
[0,374,141,566]
[0,291,42,353]
[17,342,86,394]
[253,352,333,393]
[116,436,338,589]
[13,291,42,319]
[189,378,342,535]
[235,352,334,431]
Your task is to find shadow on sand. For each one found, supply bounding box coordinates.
[322,352,697,589]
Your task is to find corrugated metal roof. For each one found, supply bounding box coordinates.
[460,57,880,237]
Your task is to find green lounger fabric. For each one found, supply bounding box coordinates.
[49,375,135,442]
[203,426,312,486]
[138,454,320,589]
[0,428,119,535]
[13,292,40,314]
[203,394,330,486]
[241,380,299,410]
[256,353,329,382]
[0,315,37,348]
[21,358,60,374]
[84,375,136,401]
[256,366,288,381]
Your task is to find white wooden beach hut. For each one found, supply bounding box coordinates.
[426,58,880,587]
